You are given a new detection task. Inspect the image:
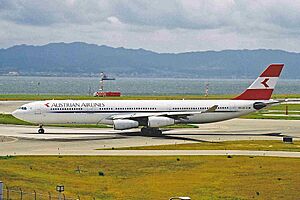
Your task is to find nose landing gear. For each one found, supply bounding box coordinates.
[38,125,45,134]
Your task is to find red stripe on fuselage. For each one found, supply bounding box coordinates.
[260,64,284,77]
[233,89,274,100]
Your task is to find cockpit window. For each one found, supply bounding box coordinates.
[18,107,27,110]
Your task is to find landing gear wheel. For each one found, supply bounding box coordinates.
[141,127,162,135]
[38,128,44,134]
[38,124,45,134]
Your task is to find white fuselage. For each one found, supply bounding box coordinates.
[11,63,284,133]
[12,99,265,126]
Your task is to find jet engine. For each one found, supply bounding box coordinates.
[253,102,267,110]
[148,116,175,127]
[113,119,139,130]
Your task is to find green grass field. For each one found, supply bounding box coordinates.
[0,156,299,200]
[111,140,300,152]
[268,103,300,110]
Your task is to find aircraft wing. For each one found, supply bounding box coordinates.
[108,105,218,120]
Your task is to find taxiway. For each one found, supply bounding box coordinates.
[0,118,299,156]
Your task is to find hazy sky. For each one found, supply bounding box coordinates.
[1,0,300,52]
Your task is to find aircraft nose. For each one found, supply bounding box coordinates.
[12,110,21,119]
[12,109,29,122]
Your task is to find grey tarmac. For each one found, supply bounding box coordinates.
[0,118,300,156]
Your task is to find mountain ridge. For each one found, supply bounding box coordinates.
[0,42,299,78]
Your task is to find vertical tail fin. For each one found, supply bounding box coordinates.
[233,64,284,100]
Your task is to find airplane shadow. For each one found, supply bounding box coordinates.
[116,130,290,143]
[22,130,209,143]
[163,132,286,137]
[116,131,210,143]
[22,132,119,135]
[19,129,293,143]
[19,135,129,142]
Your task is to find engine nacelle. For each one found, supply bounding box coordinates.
[253,102,267,110]
[113,119,139,130]
[148,116,175,128]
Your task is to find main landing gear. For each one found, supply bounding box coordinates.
[38,124,45,134]
[141,127,162,135]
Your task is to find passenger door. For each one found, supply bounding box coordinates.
[34,104,43,116]
[35,107,42,115]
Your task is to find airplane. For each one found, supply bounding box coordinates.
[12,64,284,134]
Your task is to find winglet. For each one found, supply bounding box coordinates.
[204,105,218,112]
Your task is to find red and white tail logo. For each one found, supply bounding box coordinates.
[233,64,284,100]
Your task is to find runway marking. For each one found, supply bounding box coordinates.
[0,136,18,143]
[1,150,300,158]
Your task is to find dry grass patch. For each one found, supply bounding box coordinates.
[112,140,300,152]
[0,156,299,200]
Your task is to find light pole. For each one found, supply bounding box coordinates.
[56,185,64,200]
[37,82,40,96]
[0,181,3,200]
[205,83,209,97]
